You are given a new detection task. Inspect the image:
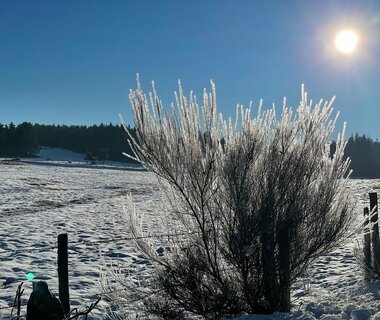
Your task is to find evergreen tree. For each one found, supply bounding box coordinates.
[32,123,137,163]
[344,134,380,178]
[1,120,380,177]
[84,150,96,163]
[0,124,5,154]
[16,122,38,156]
[4,122,17,155]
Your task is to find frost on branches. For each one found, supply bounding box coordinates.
[104,77,354,319]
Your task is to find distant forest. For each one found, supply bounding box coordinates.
[0,122,137,163]
[0,122,379,178]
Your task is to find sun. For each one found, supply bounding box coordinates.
[335,30,358,54]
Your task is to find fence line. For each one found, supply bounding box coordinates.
[0,245,57,256]
[0,286,124,311]
[2,192,379,316]
[0,229,197,315]
[0,230,194,259]
[0,283,131,312]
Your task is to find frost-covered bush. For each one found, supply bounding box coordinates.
[103,77,354,319]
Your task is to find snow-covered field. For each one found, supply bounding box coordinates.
[0,149,156,319]
[1,150,380,319]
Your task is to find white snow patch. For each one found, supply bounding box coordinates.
[13,146,144,171]
[36,146,87,162]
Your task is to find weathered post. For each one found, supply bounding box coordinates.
[58,233,70,314]
[363,207,371,280]
[369,192,380,271]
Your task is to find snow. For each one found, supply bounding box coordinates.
[0,158,156,319]
[36,146,87,162]
[20,146,144,171]
[1,157,380,319]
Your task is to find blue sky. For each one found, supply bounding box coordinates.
[1,0,380,138]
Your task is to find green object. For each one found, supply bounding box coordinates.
[26,272,35,281]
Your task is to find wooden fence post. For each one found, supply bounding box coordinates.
[363,206,371,280]
[58,233,70,314]
[369,192,380,271]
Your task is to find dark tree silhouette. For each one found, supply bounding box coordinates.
[344,134,380,178]
[0,122,37,157]
[32,123,137,163]
[1,122,379,177]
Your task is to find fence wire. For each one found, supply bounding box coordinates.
[0,230,196,315]
[0,230,193,258]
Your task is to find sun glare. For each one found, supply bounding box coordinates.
[335,30,358,54]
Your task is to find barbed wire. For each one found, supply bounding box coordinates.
[75,230,195,247]
[0,232,193,310]
[0,230,194,259]
[0,284,127,313]
[0,245,57,256]
[0,230,200,315]
[0,304,19,311]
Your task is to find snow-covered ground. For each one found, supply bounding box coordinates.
[0,158,156,319]
[20,146,144,171]
[1,154,380,319]
[36,146,88,162]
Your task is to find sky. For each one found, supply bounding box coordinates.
[1,0,380,138]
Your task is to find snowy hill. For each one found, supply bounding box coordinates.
[16,146,144,171]
[36,146,86,162]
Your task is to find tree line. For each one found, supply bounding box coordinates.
[0,122,137,163]
[344,134,380,178]
[0,122,38,157]
[0,122,379,177]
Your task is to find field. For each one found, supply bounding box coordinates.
[0,158,159,318]
[1,157,380,319]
